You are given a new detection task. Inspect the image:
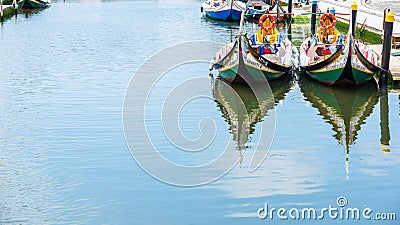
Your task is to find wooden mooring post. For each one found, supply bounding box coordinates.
[13,0,17,13]
[287,0,293,22]
[380,10,394,87]
[311,0,317,35]
[351,1,357,37]
[1,0,3,21]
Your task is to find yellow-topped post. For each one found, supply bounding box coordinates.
[380,9,395,87]
[311,0,317,35]
[351,1,358,10]
[385,10,395,22]
[351,1,358,37]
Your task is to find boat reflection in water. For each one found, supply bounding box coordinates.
[212,76,292,164]
[299,76,379,176]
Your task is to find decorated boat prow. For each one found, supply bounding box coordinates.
[348,38,381,85]
[210,39,240,83]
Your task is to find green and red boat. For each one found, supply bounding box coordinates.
[210,13,295,84]
[299,12,380,86]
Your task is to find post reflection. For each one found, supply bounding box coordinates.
[299,76,379,177]
[379,87,391,152]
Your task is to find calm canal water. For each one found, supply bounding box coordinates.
[0,1,399,224]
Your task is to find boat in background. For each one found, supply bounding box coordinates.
[299,10,380,85]
[17,0,50,9]
[244,0,270,22]
[210,13,296,83]
[201,0,246,21]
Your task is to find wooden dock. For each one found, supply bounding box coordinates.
[369,45,400,81]
[389,89,400,94]
[1,5,13,12]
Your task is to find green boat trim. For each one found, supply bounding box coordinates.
[244,63,285,81]
[306,67,345,85]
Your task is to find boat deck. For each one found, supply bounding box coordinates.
[369,45,400,81]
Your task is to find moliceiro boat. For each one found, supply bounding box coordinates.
[210,13,296,84]
[299,11,380,86]
[201,0,246,21]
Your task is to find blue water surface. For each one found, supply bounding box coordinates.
[0,1,399,224]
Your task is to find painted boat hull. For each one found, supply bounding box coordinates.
[300,33,380,86]
[202,0,245,21]
[242,37,291,82]
[211,37,292,84]
[351,40,380,85]
[211,40,240,83]
[206,9,242,21]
